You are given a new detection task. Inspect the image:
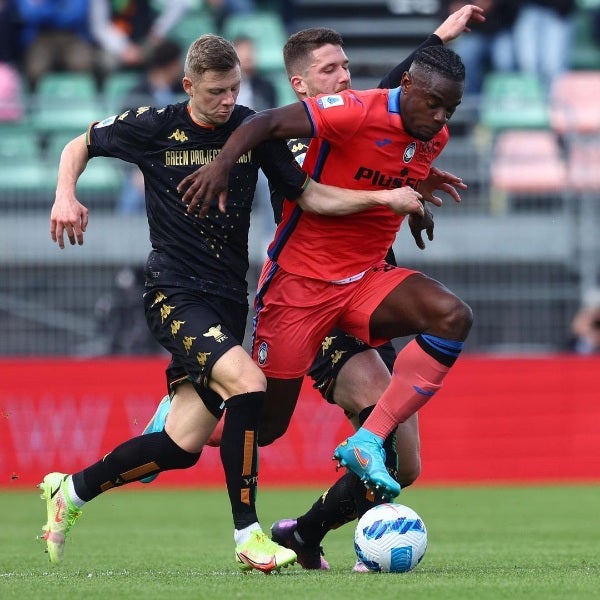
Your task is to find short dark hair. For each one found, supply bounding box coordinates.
[411,46,465,82]
[185,34,239,78]
[283,27,344,77]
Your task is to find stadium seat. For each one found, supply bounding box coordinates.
[103,70,142,114]
[549,70,600,136]
[480,73,550,131]
[222,11,287,72]
[490,129,567,212]
[0,123,41,163]
[168,11,217,49]
[31,72,103,133]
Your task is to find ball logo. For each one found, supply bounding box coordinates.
[257,341,268,365]
[403,142,416,163]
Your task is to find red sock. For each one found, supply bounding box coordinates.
[363,339,450,439]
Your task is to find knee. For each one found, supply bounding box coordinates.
[437,295,473,340]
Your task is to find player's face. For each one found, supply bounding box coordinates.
[294,44,351,99]
[183,67,241,126]
[400,71,463,141]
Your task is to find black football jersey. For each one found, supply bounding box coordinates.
[88,102,308,303]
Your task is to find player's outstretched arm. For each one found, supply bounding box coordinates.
[298,181,424,217]
[178,102,312,218]
[50,134,90,249]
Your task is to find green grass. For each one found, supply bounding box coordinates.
[1,484,599,599]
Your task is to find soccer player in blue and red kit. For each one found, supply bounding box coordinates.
[178,45,473,501]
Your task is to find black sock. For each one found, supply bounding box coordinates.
[296,472,359,546]
[72,430,200,502]
[295,405,400,545]
[220,391,265,530]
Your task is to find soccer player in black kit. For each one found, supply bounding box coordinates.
[41,34,426,572]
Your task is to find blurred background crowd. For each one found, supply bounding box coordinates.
[0,0,599,357]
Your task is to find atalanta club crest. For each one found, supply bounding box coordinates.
[403,142,416,163]
[257,341,268,365]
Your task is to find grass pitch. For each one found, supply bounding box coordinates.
[1,484,599,599]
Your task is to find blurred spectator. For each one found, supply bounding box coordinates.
[0,0,21,65]
[569,287,600,355]
[232,34,277,251]
[205,0,256,32]
[17,0,96,91]
[117,38,184,214]
[90,0,193,74]
[275,0,297,34]
[444,0,518,97]
[122,38,183,108]
[0,62,24,121]
[234,35,276,111]
[513,1,576,93]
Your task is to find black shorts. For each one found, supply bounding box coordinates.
[308,327,396,403]
[144,286,248,418]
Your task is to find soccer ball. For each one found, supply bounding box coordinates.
[354,503,428,573]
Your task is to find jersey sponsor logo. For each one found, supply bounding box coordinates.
[403,141,416,162]
[168,128,189,143]
[95,115,117,128]
[164,148,252,166]
[203,324,228,343]
[257,341,268,365]
[317,94,344,109]
[354,165,422,190]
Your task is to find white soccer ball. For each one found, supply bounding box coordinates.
[354,503,428,573]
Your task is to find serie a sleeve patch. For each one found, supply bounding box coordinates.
[316,94,344,109]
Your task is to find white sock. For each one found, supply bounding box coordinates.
[66,475,86,508]
[234,522,262,545]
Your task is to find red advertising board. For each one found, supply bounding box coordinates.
[1,356,599,488]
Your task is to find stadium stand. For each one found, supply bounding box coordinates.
[0,0,598,355]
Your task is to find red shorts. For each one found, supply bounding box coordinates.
[252,258,417,378]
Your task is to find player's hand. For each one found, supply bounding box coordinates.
[178,161,231,218]
[386,186,424,217]
[434,4,486,43]
[417,166,466,206]
[408,203,434,250]
[50,195,89,249]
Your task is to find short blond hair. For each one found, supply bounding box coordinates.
[184,34,239,78]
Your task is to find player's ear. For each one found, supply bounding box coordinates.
[290,75,307,97]
[182,76,193,96]
[401,71,412,93]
